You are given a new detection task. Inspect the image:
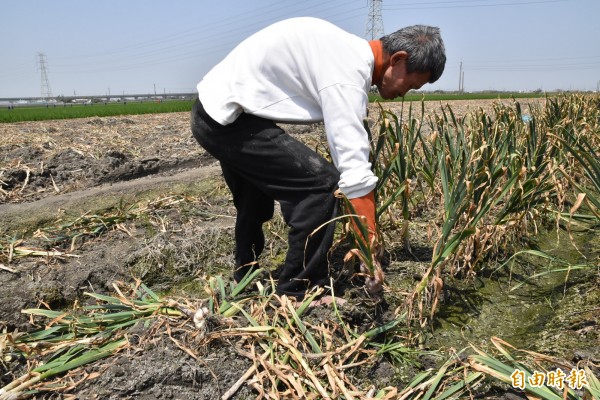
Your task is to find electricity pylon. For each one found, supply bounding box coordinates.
[38,53,53,99]
[366,0,384,40]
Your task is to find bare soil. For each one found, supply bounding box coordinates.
[1,99,597,399]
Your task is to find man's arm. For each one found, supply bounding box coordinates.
[318,83,377,198]
[319,84,384,295]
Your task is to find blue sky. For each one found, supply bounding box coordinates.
[1,0,599,98]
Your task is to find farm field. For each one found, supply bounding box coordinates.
[0,100,195,123]
[0,92,551,123]
[0,97,598,399]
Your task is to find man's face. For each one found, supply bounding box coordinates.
[377,51,431,100]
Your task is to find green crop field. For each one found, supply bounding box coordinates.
[0,100,194,123]
[0,92,553,123]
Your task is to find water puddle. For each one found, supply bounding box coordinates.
[430,226,599,361]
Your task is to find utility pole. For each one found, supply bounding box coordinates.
[38,53,53,100]
[458,60,464,93]
[366,0,384,40]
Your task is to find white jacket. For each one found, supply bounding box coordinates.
[197,17,378,199]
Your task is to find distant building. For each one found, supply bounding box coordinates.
[72,98,92,104]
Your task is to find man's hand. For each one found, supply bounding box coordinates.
[349,190,384,295]
[348,190,376,243]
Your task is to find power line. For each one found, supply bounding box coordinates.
[462,55,600,64]
[49,3,367,76]
[382,0,567,10]
[53,1,365,64]
[469,64,600,72]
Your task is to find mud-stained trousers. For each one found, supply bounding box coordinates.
[191,99,340,298]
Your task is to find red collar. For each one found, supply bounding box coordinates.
[369,40,384,85]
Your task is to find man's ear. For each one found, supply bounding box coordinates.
[390,50,408,65]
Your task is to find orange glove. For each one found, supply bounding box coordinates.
[349,190,376,243]
[349,190,384,296]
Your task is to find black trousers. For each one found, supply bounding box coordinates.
[191,100,340,298]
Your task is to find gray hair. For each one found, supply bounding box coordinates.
[380,25,446,83]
